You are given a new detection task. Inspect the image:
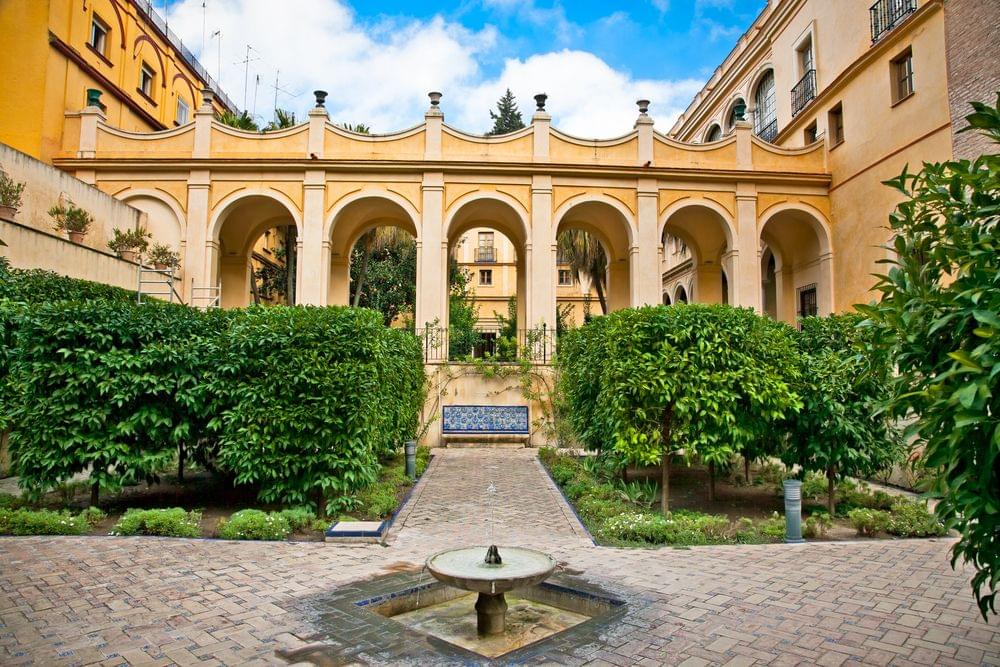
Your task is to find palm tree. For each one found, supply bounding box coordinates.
[264,109,296,132]
[217,110,258,131]
[338,122,371,134]
[558,230,608,314]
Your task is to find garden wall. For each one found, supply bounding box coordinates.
[0,142,144,288]
[422,362,557,449]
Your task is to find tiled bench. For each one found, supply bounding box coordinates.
[441,405,530,447]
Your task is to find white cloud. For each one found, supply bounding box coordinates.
[650,0,670,13]
[167,0,702,137]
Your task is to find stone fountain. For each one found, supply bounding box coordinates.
[426,544,557,635]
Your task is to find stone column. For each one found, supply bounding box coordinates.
[424,92,443,161]
[417,172,446,329]
[732,183,762,312]
[307,91,328,159]
[532,95,550,162]
[298,170,326,305]
[77,105,106,159]
[527,175,555,330]
[185,170,211,305]
[634,177,660,307]
[818,252,835,316]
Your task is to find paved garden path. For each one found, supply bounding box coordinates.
[1,449,999,666]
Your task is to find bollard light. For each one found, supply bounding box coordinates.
[405,440,417,479]
[783,479,805,543]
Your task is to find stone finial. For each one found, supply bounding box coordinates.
[85,88,105,111]
[428,91,443,108]
[201,88,215,108]
[637,99,651,115]
[534,93,548,111]
[314,90,328,108]
[733,100,747,121]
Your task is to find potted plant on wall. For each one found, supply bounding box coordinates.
[0,170,26,223]
[148,243,181,271]
[48,204,93,244]
[107,226,151,262]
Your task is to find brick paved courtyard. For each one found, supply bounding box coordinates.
[1,449,997,665]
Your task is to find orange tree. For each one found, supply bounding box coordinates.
[859,96,1000,618]
[559,304,800,513]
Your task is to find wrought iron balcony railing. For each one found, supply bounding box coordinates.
[791,69,817,117]
[870,0,917,43]
[756,118,778,143]
[475,246,496,263]
[414,326,555,364]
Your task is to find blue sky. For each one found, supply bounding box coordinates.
[164,0,765,136]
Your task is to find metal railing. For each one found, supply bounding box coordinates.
[414,326,555,364]
[869,0,917,43]
[756,118,778,143]
[132,0,237,112]
[475,246,496,263]
[190,282,222,310]
[136,264,182,304]
[791,69,817,117]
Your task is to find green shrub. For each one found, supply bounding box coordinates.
[734,513,786,544]
[415,446,431,477]
[599,510,731,546]
[548,457,582,486]
[887,500,947,538]
[0,492,25,509]
[356,481,399,520]
[81,506,106,526]
[217,510,290,541]
[576,496,632,523]
[278,508,316,532]
[0,508,90,535]
[208,307,425,513]
[111,508,201,538]
[847,508,890,537]
[803,512,832,538]
[800,472,828,499]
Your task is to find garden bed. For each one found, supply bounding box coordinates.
[0,447,430,542]
[539,448,947,548]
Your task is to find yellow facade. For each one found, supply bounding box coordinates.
[0,0,232,165]
[669,0,993,314]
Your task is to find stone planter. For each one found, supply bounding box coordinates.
[0,205,16,223]
[68,231,85,244]
[154,262,170,271]
[118,249,138,263]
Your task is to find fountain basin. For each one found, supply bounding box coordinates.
[426,545,557,595]
[426,545,557,635]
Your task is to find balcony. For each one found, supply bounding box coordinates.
[870,0,917,43]
[475,246,496,263]
[756,118,778,143]
[791,69,817,117]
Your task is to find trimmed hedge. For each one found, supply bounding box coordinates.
[0,271,426,514]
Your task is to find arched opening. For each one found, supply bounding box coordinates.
[753,70,777,141]
[555,199,634,322]
[726,97,746,132]
[210,194,299,308]
[704,124,723,142]
[445,196,529,360]
[675,285,688,303]
[759,206,833,324]
[662,291,672,305]
[660,203,733,305]
[327,195,419,326]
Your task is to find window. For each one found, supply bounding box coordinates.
[705,124,722,142]
[475,232,495,262]
[726,98,746,131]
[89,15,109,56]
[479,269,493,286]
[139,63,155,100]
[753,70,777,142]
[797,35,814,77]
[798,285,818,319]
[804,120,818,144]
[176,97,190,125]
[891,48,914,104]
[558,269,573,286]
[828,103,844,146]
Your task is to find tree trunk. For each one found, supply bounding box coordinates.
[90,481,99,508]
[709,461,716,502]
[827,465,836,515]
[620,464,628,483]
[744,456,751,484]
[352,245,371,307]
[314,488,327,519]
[595,276,608,315]
[285,226,297,305]
[178,443,185,482]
